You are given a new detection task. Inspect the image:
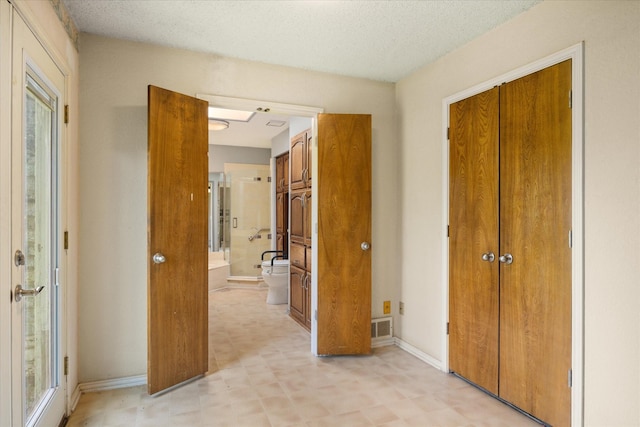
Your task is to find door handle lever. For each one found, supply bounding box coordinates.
[14,284,45,302]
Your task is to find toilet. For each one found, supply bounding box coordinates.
[261,259,289,304]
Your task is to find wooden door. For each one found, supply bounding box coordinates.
[147,85,208,395]
[449,87,500,394]
[317,114,371,355]
[499,60,572,427]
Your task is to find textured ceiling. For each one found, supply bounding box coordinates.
[62,0,540,83]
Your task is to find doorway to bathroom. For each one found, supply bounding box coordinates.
[206,106,307,285]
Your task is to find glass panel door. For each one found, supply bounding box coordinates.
[11,8,66,426]
[22,72,59,425]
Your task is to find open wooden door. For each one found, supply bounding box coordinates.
[317,114,371,355]
[147,85,208,394]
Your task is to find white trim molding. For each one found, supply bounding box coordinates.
[394,338,444,372]
[78,375,147,394]
[441,43,584,426]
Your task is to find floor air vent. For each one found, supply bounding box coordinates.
[371,317,393,348]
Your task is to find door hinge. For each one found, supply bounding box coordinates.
[447,225,450,237]
[64,356,69,376]
[64,105,69,124]
[569,90,572,109]
[64,231,69,250]
[267,176,272,183]
[568,368,572,388]
[447,127,450,140]
[446,322,449,335]
[568,229,572,248]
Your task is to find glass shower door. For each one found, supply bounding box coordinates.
[223,165,271,277]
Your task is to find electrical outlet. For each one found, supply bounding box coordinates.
[383,300,391,314]
[399,301,405,315]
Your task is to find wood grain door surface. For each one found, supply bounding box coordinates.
[147,85,209,395]
[499,60,572,427]
[317,114,371,355]
[449,60,572,426]
[449,87,500,395]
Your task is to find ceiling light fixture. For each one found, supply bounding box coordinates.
[208,119,229,131]
[208,106,255,122]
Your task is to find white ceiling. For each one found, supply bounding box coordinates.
[62,0,540,148]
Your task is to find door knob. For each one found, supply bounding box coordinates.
[14,284,45,302]
[481,252,495,262]
[361,242,371,251]
[498,253,513,265]
[152,253,166,264]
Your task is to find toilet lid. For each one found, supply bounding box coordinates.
[261,259,289,274]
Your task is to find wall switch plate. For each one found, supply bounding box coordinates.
[383,300,391,314]
[399,301,405,315]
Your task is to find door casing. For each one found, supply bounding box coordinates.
[442,43,585,425]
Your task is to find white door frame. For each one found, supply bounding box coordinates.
[441,43,585,426]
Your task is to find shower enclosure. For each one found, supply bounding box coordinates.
[219,163,271,278]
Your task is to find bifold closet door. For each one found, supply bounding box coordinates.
[499,59,572,427]
[449,87,500,395]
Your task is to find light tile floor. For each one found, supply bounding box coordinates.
[67,288,541,427]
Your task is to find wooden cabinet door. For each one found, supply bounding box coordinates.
[276,192,285,234]
[290,265,306,326]
[276,155,284,192]
[290,131,306,190]
[499,59,572,427]
[304,191,312,246]
[449,87,500,395]
[283,152,289,192]
[276,233,284,254]
[305,132,312,187]
[290,190,305,244]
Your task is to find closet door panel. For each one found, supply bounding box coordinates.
[499,59,572,427]
[448,87,500,395]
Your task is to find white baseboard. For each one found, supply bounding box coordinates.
[79,374,147,394]
[394,337,446,372]
[371,336,395,348]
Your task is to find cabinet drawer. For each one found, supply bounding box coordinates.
[290,242,306,270]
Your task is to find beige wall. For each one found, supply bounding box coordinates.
[396,1,639,425]
[77,34,398,382]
